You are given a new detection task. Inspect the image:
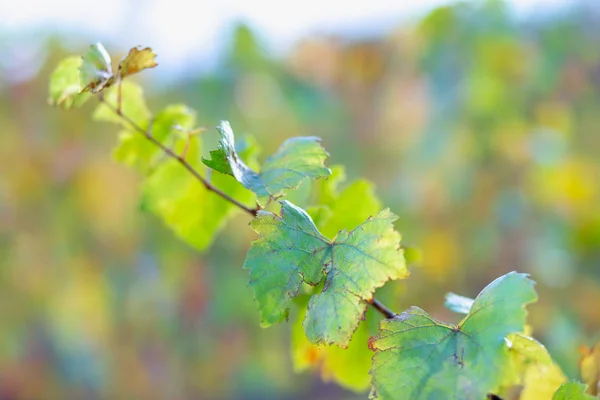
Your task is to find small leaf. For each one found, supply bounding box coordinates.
[444,292,474,314]
[504,333,566,400]
[552,381,595,400]
[579,342,600,396]
[93,81,150,127]
[202,121,243,176]
[203,121,331,205]
[80,42,115,93]
[244,200,407,346]
[117,47,158,79]
[369,272,537,400]
[48,56,91,109]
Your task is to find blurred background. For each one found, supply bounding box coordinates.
[2,0,600,398]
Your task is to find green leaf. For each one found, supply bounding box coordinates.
[113,104,196,171]
[141,133,257,251]
[201,121,240,176]
[444,292,474,314]
[244,200,407,346]
[507,333,553,368]
[552,381,595,400]
[48,56,91,109]
[369,272,537,400]
[291,295,373,392]
[93,81,150,128]
[203,121,331,205]
[80,42,115,93]
[307,165,382,238]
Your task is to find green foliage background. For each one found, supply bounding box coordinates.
[2,1,600,398]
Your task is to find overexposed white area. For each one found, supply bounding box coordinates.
[0,0,573,83]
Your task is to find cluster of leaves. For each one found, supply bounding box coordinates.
[49,43,600,399]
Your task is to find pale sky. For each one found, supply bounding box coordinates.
[0,0,571,83]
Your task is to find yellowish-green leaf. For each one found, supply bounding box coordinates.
[117,47,158,79]
[93,81,150,128]
[521,360,567,400]
[507,333,553,373]
[80,42,115,93]
[48,56,91,109]
[579,342,600,397]
[552,381,596,400]
[504,333,566,400]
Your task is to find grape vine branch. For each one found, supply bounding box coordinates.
[97,93,398,321]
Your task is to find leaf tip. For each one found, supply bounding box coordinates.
[216,120,233,135]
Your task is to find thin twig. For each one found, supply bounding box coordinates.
[98,97,258,216]
[367,297,397,319]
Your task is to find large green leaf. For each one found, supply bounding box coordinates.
[244,200,407,346]
[552,381,595,400]
[369,272,537,400]
[203,121,331,205]
[48,56,91,109]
